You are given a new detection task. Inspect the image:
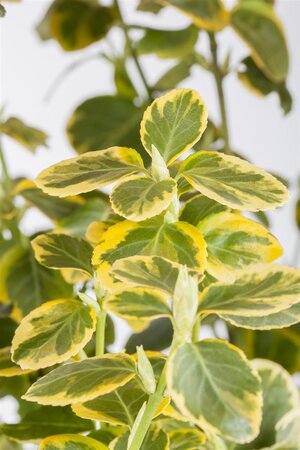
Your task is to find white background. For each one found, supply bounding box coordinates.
[0,0,299,444]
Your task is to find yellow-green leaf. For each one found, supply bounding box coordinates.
[72,378,148,427]
[36,147,144,197]
[0,117,48,153]
[23,353,136,406]
[39,434,108,449]
[136,25,198,59]
[167,340,262,443]
[11,299,96,370]
[179,193,229,226]
[179,151,289,211]
[198,211,282,281]
[49,0,116,51]
[163,0,229,32]
[168,428,206,450]
[231,1,288,82]
[140,89,208,165]
[92,219,207,290]
[31,233,93,277]
[0,405,93,443]
[0,347,31,377]
[199,265,300,318]
[104,288,171,321]
[110,175,177,221]
[112,255,200,296]
[235,359,299,449]
[222,303,300,330]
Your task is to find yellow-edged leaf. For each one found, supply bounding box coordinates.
[0,347,31,377]
[31,233,93,277]
[11,299,96,370]
[23,353,136,406]
[231,1,288,82]
[167,340,262,443]
[0,117,48,153]
[198,211,282,281]
[199,264,300,318]
[39,434,108,449]
[110,175,177,221]
[168,428,206,450]
[104,288,171,321]
[92,219,207,290]
[140,89,208,165]
[179,151,289,211]
[163,0,229,32]
[179,193,229,226]
[112,255,200,296]
[36,147,145,197]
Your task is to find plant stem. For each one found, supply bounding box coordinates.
[95,310,107,356]
[208,32,232,155]
[128,365,167,450]
[113,0,152,101]
[192,315,201,342]
[0,141,10,188]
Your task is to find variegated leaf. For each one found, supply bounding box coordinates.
[11,299,96,370]
[231,1,288,82]
[221,302,300,330]
[0,116,48,153]
[168,428,206,450]
[179,193,229,226]
[140,89,208,165]
[23,354,136,406]
[72,378,148,427]
[0,405,93,443]
[163,0,229,31]
[104,288,171,321]
[0,347,31,377]
[39,434,108,449]
[167,340,262,443]
[198,211,282,281]
[36,147,145,197]
[112,255,200,296]
[31,233,93,277]
[235,359,299,449]
[199,265,300,318]
[110,175,177,221]
[179,151,289,211]
[92,219,207,290]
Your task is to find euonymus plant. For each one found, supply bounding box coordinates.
[1,87,300,450]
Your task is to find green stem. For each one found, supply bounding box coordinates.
[208,32,232,155]
[192,315,201,342]
[128,365,167,450]
[95,310,107,356]
[0,141,10,188]
[114,0,152,101]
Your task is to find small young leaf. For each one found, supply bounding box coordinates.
[199,264,300,318]
[39,434,108,450]
[231,1,288,82]
[0,405,93,442]
[137,346,156,394]
[136,25,198,59]
[104,288,171,321]
[198,211,282,281]
[112,255,200,296]
[110,175,177,221]
[92,219,207,290]
[140,88,208,165]
[0,117,48,153]
[179,151,289,211]
[36,147,144,197]
[167,340,262,443]
[23,353,136,406]
[12,299,96,370]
